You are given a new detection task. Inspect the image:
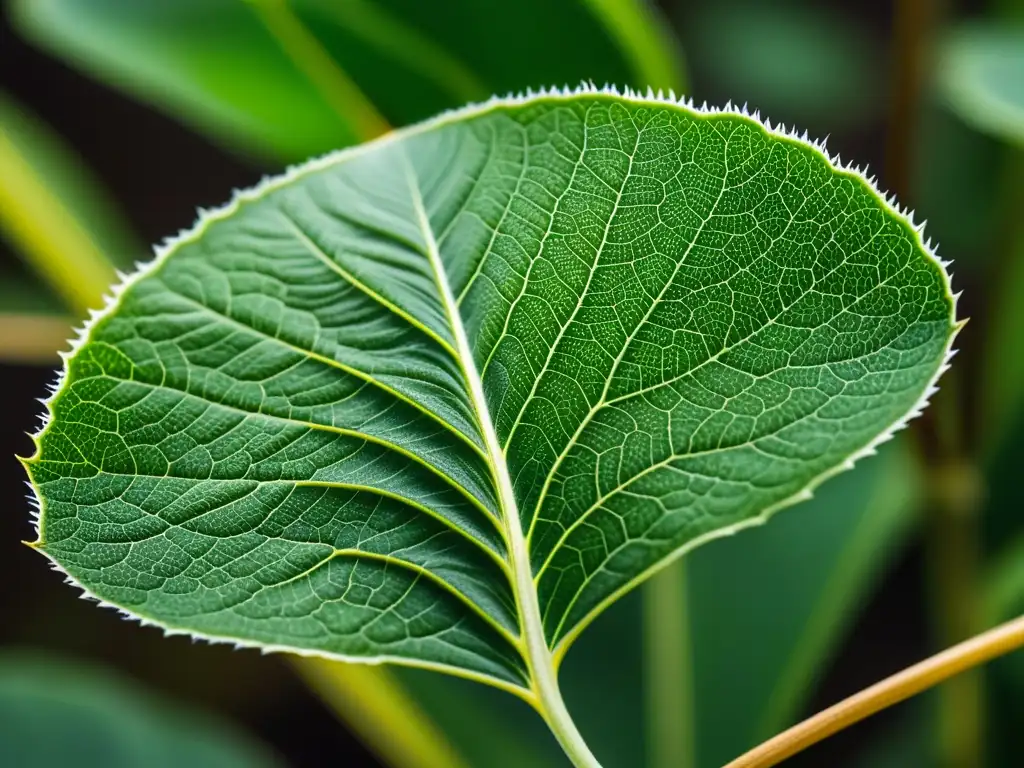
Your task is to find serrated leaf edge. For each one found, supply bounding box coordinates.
[21,82,961,699]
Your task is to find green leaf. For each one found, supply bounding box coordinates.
[0,651,280,768]
[24,90,957,763]
[371,441,921,768]
[0,92,137,314]
[938,22,1024,146]
[12,0,685,161]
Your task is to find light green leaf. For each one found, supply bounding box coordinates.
[24,90,957,764]
[12,0,685,161]
[0,651,280,768]
[0,92,137,314]
[938,23,1024,146]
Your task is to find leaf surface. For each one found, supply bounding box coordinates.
[26,91,957,708]
[345,440,921,768]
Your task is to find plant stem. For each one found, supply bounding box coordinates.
[643,558,694,768]
[925,457,986,767]
[292,658,471,768]
[884,0,938,202]
[723,614,1024,768]
[884,0,987,763]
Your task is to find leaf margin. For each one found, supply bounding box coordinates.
[21,82,962,704]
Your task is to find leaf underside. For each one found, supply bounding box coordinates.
[25,90,956,697]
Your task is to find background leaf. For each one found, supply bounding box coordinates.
[688,439,922,766]
[938,23,1024,147]
[12,0,685,162]
[0,651,280,768]
[678,0,881,135]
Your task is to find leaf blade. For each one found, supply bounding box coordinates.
[26,92,958,729]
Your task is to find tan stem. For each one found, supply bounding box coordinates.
[0,314,72,364]
[724,614,1024,768]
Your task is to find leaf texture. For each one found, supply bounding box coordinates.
[25,89,958,698]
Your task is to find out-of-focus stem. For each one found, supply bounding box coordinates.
[643,558,695,768]
[885,0,940,202]
[926,457,986,767]
[291,658,471,768]
[885,0,985,763]
[0,314,71,364]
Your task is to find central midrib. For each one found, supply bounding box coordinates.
[408,157,599,766]
[404,165,542,658]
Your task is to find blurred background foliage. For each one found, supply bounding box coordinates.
[0,0,1022,766]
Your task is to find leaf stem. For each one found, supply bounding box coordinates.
[723,613,1024,768]
[643,559,695,768]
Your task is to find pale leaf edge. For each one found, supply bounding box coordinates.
[21,83,961,691]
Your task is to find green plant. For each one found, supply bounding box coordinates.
[21,86,965,767]
[5,2,1024,767]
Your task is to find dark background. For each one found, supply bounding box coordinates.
[0,0,993,765]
